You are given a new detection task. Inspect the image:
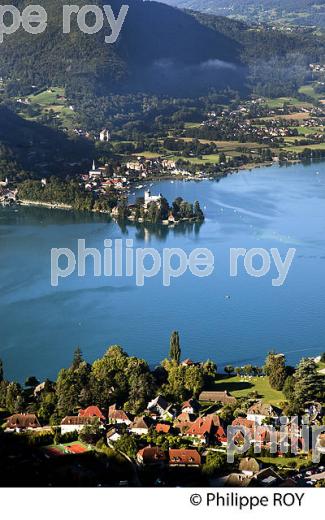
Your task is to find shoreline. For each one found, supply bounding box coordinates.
[10,158,320,215]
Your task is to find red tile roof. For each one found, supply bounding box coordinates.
[79,406,105,420]
[186,416,214,438]
[137,447,167,464]
[232,417,256,430]
[156,423,171,434]
[6,414,40,430]
[169,449,201,466]
[108,404,131,422]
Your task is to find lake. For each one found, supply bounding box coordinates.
[1,161,325,381]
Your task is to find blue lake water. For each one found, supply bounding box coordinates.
[1,161,325,381]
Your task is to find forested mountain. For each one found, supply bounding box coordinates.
[1,0,325,179]
[163,0,325,27]
[0,0,245,97]
[1,0,325,100]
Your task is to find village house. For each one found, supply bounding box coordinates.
[247,401,281,425]
[198,390,237,405]
[137,447,167,466]
[129,416,153,436]
[176,412,196,424]
[169,449,201,467]
[147,395,172,419]
[106,427,123,443]
[60,416,98,435]
[99,129,111,142]
[78,406,105,421]
[181,399,200,415]
[181,358,195,367]
[108,404,132,426]
[5,413,41,432]
[185,416,214,444]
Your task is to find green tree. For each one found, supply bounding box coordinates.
[184,365,204,397]
[282,375,295,401]
[264,352,287,390]
[79,420,102,445]
[224,365,235,376]
[5,382,23,413]
[169,331,181,364]
[202,451,227,477]
[294,358,323,405]
[114,434,139,458]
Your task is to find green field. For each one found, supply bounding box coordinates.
[257,456,311,469]
[26,87,76,130]
[298,84,322,101]
[264,96,313,109]
[284,142,325,152]
[213,375,284,405]
[29,87,66,106]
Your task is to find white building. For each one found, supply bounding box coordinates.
[60,416,98,435]
[99,129,111,142]
[144,190,163,207]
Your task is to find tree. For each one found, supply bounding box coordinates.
[114,434,139,459]
[184,365,204,397]
[72,347,83,370]
[79,420,102,445]
[38,391,57,423]
[282,375,295,401]
[202,360,217,377]
[264,352,287,390]
[5,382,23,414]
[0,358,3,382]
[294,358,323,405]
[224,365,235,376]
[202,451,227,477]
[169,331,181,364]
[25,376,39,388]
[193,200,204,220]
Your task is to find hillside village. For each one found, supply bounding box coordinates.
[0,339,324,487]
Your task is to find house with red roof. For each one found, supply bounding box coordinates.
[137,447,167,465]
[215,425,228,445]
[169,449,201,467]
[78,406,105,421]
[5,414,41,432]
[185,416,214,444]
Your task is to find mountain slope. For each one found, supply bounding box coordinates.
[162,0,325,27]
[0,0,245,96]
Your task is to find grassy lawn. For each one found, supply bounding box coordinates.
[298,84,322,101]
[257,456,311,469]
[26,87,76,130]
[131,151,162,159]
[212,375,284,405]
[184,122,202,129]
[284,142,325,152]
[264,97,313,109]
[29,87,65,106]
